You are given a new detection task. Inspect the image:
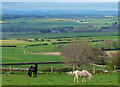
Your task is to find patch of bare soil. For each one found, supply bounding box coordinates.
[31,51,118,56]
[31,52,61,55]
[105,51,118,56]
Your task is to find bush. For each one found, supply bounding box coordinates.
[34,38,39,41]
[57,39,62,41]
[47,39,51,42]
[41,39,44,41]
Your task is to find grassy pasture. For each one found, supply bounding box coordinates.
[3,17,117,30]
[1,16,118,85]
[3,32,118,39]
[3,18,85,29]
[1,46,104,70]
[26,45,60,53]
[2,47,64,68]
[89,18,117,28]
[1,40,51,46]
[1,35,118,47]
[1,39,69,46]
[60,36,118,40]
[2,72,118,85]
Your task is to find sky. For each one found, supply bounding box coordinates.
[2,2,118,11]
[2,0,119,2]
[1,1,118,15]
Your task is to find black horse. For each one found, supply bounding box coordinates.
[28,66,37,77]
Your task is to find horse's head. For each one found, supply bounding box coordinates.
[88,73,92,80]
[82,70,92,80]
[29,66,34,71]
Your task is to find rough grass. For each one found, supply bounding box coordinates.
[2,72,118,85]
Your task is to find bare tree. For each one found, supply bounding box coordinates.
[60,41,106,68]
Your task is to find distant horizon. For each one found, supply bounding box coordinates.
[2,2,118,15]
[2,0,119,2]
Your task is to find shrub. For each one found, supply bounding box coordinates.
[34,37,39,41]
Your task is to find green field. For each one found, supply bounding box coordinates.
[1,15,119,85]
[89,18,117,28]
[2,33,119,67]
[2,47,64,68]
[61,36,118,40]
[1,45,105,70]
[3,18,84,29]
[3,17,117,30]
[1,39,65,46]
[3,32,118,39]
[2,72,118,85]
[1,35,118,46]
[26,45,60,53]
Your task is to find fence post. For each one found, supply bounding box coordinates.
[73,66,75,72]
[9,66,11,73]
[114,66,116,71]
[93,66,95,74]
[35,64,38,77]
[51,66,53,73]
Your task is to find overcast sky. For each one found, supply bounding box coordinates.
[2,0,119,2]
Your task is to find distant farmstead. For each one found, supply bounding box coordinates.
[72,19,88,23]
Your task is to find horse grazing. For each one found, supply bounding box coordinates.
[28,66,37,77]
[68,70,92,82]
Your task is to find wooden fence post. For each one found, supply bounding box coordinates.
[93,66,95,74]
[114,66,116,71]
[35,64,38,77]
[9,66,11,73]
[51,66,53,73]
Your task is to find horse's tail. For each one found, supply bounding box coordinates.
[67,71,75,75]
[28,69,31,77]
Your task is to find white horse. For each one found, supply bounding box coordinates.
[67,70,92,82]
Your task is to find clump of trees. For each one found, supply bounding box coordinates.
[106,51,119,70]
[100,22,118,32]
[60,41,106,68]
[96,40,120,50]
[34,37,39,41]
[41,39,44,41]
[57,39,62,41]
